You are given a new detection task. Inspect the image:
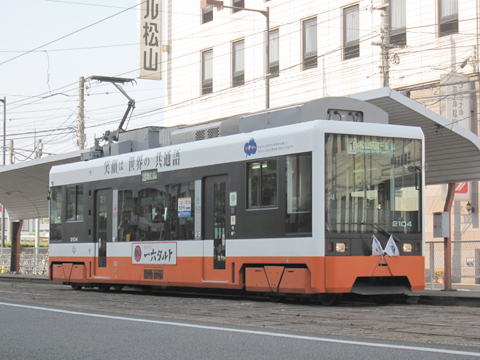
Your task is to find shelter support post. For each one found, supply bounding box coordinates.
[9,220,23,273]
[443,183,455,290]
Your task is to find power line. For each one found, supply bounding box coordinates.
[0,2,140,67]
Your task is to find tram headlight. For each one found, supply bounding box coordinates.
[335,243,346,252]
[403,243,413,253]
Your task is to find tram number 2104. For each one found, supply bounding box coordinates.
[392,221,412,228]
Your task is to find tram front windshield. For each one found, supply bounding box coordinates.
[325,134,422,234]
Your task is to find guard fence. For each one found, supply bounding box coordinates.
[0,247,49,275]
[425,240,480,289]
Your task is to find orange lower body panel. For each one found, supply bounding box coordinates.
[325,256,425,293]
[50,254,424,295]
[278,269,312,293]
[245,268,272,292]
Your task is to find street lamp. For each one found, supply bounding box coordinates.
[467,201,475,214]
[200,0,270,109]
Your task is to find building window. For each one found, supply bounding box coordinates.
[390,0,406,46]
[202,49,213,95]
[232,40,244,87]
[248,160,277,208]
[67,185,83,221]
[439,0,458,36]
[302,18,317,70]
[344,5,359,60]
[233,0,244,13]
[269,29,279,77]
[202,6,213,24]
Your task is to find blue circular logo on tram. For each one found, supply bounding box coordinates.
[244,138,257,156]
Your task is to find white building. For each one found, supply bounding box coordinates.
[164,0,478,124]
[162,0,480,247]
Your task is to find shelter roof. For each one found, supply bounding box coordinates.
[0,151,83,220]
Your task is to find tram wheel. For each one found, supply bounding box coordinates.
[98,285,110,292]
[318,293,340,306]
[71,284,82,291]
[112,285,124,292]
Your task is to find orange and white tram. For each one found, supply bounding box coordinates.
[49,118,425,301]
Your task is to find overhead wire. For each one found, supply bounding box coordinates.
[0,2,142,68]
[4,1,479,156]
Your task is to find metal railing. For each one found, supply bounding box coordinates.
[0,248,10,273]
[426,241,480,290]
[0,247,49,275]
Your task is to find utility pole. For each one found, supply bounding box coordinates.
[381,2,390,87]
[265,6,270,109]
[0,97,5,247]
[9,140,13,165]
[35,139,43,159]
[1,97,5,165]
[78,76,85,150]
[373,3,390,87]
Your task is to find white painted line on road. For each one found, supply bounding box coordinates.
[1,301,479,357]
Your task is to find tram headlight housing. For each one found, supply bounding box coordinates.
[335,243,346,252]
[403,243,413,253]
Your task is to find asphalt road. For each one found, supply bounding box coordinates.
[0,281,480,359]
[2,302,480,360]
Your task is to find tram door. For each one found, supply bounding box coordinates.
[95,189,112,277]
[203,176,228,282]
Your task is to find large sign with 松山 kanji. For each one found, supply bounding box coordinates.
[138,0,162,80]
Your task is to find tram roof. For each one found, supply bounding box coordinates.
[1,87,480,220]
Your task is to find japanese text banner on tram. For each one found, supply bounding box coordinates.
[132,242,177,265]
[51,121,316,186]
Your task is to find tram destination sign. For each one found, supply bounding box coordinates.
[347,139,395,156]
[141,169,158,182]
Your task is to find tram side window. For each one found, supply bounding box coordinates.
[118,189,137,242]
[66,185,83,221]
[165,182,195,240]
[49,186,62,241]
[137,186,168,241]
[247,160,278,208]
[118,182,195,242]
[286,153,312,234]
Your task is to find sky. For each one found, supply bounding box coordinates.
[0,0,164,161]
